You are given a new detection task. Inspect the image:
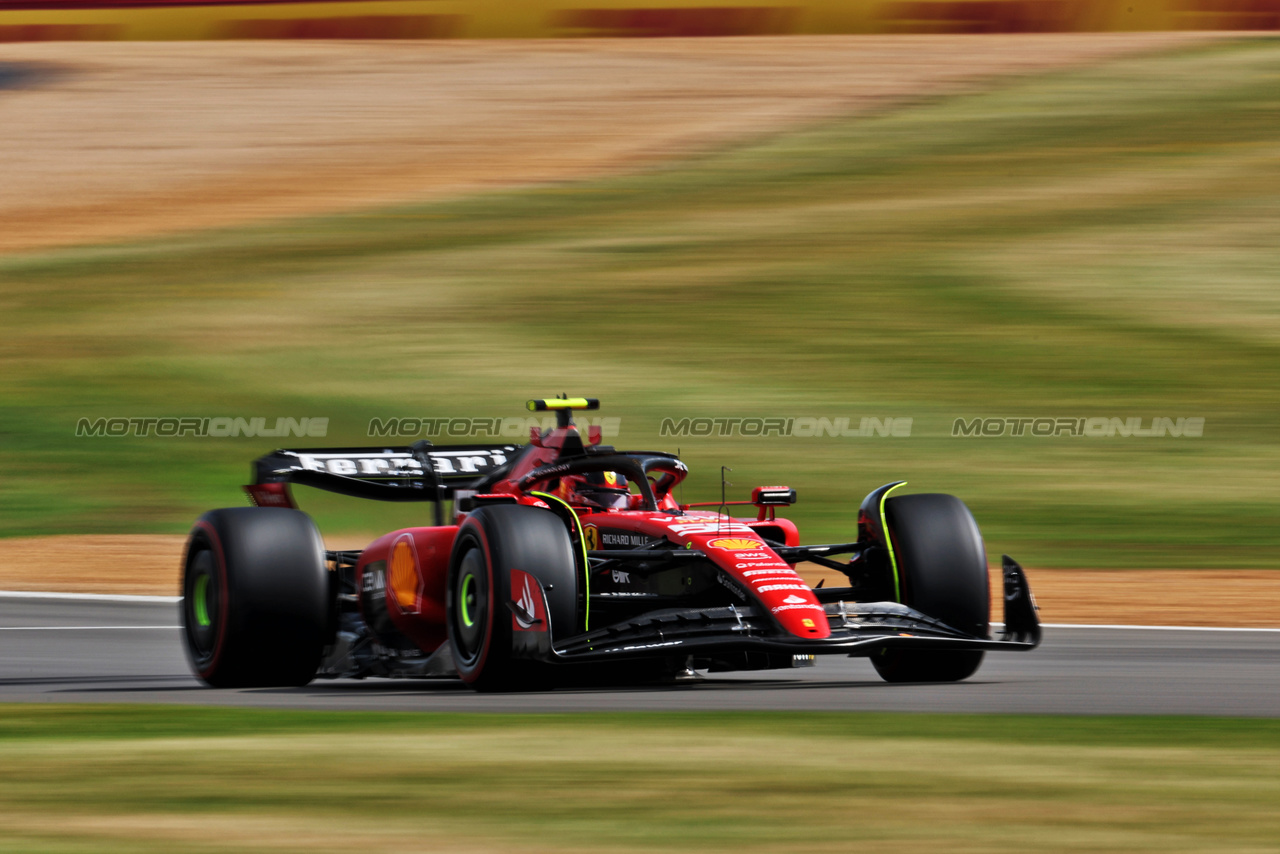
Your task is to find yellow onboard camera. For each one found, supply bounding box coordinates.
[526,398,599,412]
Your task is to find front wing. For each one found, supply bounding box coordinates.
[518,556,1041,663]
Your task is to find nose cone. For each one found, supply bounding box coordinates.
[760,589,830,638]
[695,533,830,638]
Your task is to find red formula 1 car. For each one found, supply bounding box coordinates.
[180,398,1039,691]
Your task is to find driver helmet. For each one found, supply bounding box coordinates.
[574,470,630,510]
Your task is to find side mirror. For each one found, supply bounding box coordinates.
[751,485,796,521]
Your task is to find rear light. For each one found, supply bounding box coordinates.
[243,482,296,509]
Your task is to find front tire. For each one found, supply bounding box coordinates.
[447,504,578,692]
[872,493,989,683]
[181,507,330,688]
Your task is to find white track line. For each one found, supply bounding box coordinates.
[1,592,1277,633]
[990,621,1280,633]
[0,590,179,603]
[0,625,180,631]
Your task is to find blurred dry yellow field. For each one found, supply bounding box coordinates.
[5,533,1277,626]
[3,37,1278,571]
[1,707,1278,854]
[0,33,1226,254]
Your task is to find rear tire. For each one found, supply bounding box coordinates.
[447,504,578,692]
[181,507,329,688]
[872,493,989,683]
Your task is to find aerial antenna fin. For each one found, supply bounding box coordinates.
[717,466,733,535]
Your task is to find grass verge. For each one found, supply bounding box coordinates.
[0,705,1278,853]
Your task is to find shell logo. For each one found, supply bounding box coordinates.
[707,537,762,550]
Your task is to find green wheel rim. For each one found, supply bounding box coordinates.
[193,574,211,628]
[460,574,476,628]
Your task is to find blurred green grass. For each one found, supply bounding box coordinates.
[2,38,1278,567]
[1,705,1279,853]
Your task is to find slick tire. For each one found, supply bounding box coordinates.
[181,507,330,688]
[448,504,578,692]
[872,493,989,683]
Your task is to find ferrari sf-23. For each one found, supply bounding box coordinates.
[181,398,1040,691]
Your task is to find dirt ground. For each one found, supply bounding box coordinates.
[1,534,1275,626]
[1,34,1266,624]
[0,33,1228,254]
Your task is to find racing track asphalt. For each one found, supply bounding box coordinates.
[1,595,1277,716]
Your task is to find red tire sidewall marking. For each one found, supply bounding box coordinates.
[456,518,496,684]
[192,520,230,679]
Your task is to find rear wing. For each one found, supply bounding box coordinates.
[247,443,524,520]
